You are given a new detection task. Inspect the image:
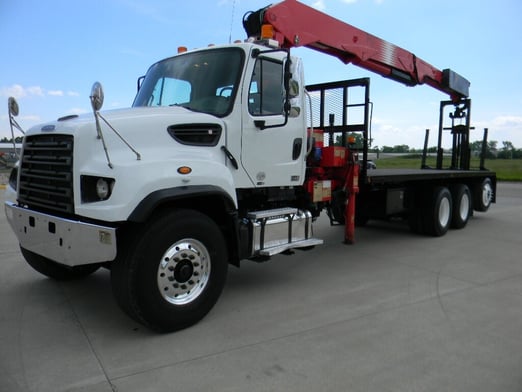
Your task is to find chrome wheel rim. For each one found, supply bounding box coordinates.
[439,197,451,227]
[157,239,211,305]
[482,183,493,207]
[459,193,470,220]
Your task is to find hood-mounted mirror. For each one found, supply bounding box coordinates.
[8,97,19,117]
[89,81,141,168]
[90,82,104,111]
[7,96,24,158]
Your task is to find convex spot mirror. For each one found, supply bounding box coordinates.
[8,97,19,117]
[90,82,104,111]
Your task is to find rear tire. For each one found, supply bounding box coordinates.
[20,247,100,280]
[473,177,493,212]
[423,187,452,237]
[111,209,228,332]
[450,184,471,229]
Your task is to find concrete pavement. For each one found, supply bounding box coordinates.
[1,183,522,392]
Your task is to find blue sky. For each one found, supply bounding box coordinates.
[1,0,521,149]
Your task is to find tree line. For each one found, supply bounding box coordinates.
[338,133,521,159]
[374,140,522,159]
[3,135,522,159]
[0,137,23,144]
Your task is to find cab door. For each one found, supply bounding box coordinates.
[240,52,306,187]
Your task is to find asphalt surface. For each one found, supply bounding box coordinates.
[1,182,522,392]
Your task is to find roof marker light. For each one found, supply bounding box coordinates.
[261,24,275,40]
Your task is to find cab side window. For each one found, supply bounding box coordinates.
[248,59,284,116]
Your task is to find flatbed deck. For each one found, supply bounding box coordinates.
[365,168,496,184]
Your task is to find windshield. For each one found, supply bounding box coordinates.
[133,47,244,117]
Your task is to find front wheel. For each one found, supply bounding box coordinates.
[111,209,228,332]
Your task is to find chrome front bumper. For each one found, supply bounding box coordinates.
[4,201,117,267]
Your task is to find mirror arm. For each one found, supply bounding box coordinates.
[7,96,25,159]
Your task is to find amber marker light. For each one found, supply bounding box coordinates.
[261,24,275,39]
[177,166,192,175]
[177,46,188,54]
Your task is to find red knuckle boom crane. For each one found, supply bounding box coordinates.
[243,0,469,102]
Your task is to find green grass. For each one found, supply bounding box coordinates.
[3,158,521,183]
[374,155,522,181]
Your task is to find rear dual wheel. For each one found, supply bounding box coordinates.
[473,177,493,212]
[410,184,472,236]
[423,186,452,237]
[450,184,472,229]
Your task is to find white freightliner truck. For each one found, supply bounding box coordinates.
[4,0,496,331]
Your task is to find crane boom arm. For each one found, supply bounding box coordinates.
[243,0,469,101]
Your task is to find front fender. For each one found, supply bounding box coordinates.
[75,154,238,222]
[128,184,236,222]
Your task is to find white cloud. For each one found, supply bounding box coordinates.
[473,115,522,147]
[1,84,30,99]
[26,86,44,97]
[19,115,42,122]
[311,0,326,11]
[67,107,89,115]
[1,85,81,101]
[491,115,522,128]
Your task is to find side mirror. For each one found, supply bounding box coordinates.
[90,82,104,111]
[288,79,299,98]
[8,97,19,117]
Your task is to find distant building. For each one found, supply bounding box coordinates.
[0,142,22,155]
[0,143,22,168]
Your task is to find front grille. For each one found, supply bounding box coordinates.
[18,134,74,214]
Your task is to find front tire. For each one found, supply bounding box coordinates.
[20,247,100,280]
[111,209,228,332]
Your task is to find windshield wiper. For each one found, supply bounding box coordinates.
[170,103,197,111]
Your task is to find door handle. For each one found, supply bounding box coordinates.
[292,138,303,160]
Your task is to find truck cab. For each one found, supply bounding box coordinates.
[5,42,321,332]
[133,43,308,189]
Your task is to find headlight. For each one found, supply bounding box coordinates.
[96,178,110,199]
[81,175,115,202]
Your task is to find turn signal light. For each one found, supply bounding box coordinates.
[177,166,192,175]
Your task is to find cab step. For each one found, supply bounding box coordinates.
[248,208,323,257]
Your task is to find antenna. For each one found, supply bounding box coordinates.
[228,0,236,43]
